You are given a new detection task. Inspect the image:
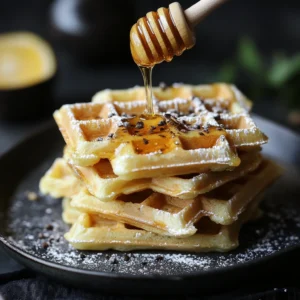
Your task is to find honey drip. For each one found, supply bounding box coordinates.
[139,66,154,115]
[130,4,195,117]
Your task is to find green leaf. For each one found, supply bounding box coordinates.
[218,61,237,83]
[268,54,300,87]
[237,37,264,77]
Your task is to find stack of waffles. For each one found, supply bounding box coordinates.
[40,83,282,252]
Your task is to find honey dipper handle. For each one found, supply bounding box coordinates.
[185,0,229,27]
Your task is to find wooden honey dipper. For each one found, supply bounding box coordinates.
[130,0,229,67]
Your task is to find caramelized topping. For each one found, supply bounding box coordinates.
[93,112,228,155]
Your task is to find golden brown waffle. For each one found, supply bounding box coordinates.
[64,197,260,252]
[53,83,267,180]
[39,158,82,198]
[92,83,252,114]
[62,197,82,224]
[54,102,240,179]
[41,150,261,202]
[69,151,262,201]
[93,83,267,149]
[70,159,281,237]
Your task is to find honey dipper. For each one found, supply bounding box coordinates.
[130,0,229,67]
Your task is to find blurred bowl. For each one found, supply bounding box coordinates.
[0,31,57,121]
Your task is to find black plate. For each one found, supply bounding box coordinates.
[0,115,300,295]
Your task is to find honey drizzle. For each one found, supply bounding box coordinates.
[130,8,192,115]
[140,66,154,115]
[132,7,190,115]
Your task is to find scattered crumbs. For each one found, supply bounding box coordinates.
[42,242,49,249]
[111,258,118,265]
[124,254,130,262]
[156,255,164,261]
[158,120,166,126]
[135,121,144,129]
[26,191,38,201]
[45,224,53,231]
[97,137,103,142]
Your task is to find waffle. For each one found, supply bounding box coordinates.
[62,197,81,224]
[41,150,261,202]
[70,159,281,237]
[93,83,267,148]
[39,158,82,198]
[69,151,262,201]
[92,83,252,113]
[41,152,260,202]
[54,100,241,179]
[64,196,261,252]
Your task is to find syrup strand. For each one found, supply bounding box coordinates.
[140,66,154,115]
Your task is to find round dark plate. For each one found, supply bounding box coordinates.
[0,115,300,294]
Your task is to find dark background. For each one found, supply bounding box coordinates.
[0,0,300,126]
[0,1,300,297]
[1,0,299,60]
